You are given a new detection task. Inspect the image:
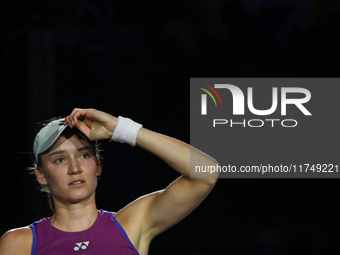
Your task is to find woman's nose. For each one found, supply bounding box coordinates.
[68,159,82,175]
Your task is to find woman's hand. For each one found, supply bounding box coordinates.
[64,108,117,141]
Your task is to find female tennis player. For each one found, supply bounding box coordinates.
[0,108,218,255]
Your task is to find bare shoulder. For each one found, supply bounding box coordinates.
[0,226,33,255]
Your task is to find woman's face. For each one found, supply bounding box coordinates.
[36,133,101,206]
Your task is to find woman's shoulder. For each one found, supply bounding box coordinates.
[0,226,33,255]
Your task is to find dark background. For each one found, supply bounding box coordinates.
[1,0,339,254]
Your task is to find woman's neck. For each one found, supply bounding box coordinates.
[51,198,99,232]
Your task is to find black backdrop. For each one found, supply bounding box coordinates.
[1,1,339,254]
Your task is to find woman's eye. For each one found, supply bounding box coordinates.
[55,158,64,163]
[81,153,89,159]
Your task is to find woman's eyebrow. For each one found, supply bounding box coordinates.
[46,150,66,157]
[46,146,92,157]
[78,146,92,152]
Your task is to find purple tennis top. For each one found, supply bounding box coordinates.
[30,210,140,255]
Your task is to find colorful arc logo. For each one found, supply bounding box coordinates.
[197,82,222,115]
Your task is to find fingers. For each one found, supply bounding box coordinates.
[64,108,95,128]
[64,108,117,141]
[74,121,92,140]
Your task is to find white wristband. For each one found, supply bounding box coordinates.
[111,116,143,146]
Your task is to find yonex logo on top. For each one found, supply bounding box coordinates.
[74,241,90,251]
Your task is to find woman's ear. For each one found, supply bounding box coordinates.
[35,166,48,185]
